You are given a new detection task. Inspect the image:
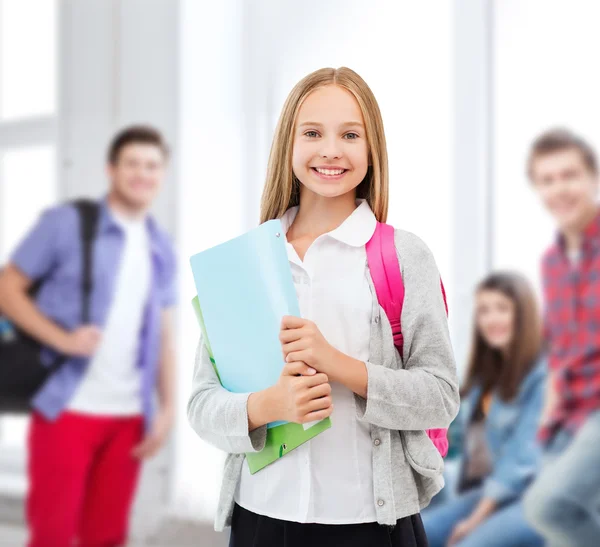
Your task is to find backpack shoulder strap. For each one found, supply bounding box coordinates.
[71,199,100,323]
[440,278,448,315]
[366,222,405,352]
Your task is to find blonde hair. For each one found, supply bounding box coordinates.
[260,67,389,224]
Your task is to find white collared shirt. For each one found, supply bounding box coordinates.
[235,199,378,524]
[68,213,150,415]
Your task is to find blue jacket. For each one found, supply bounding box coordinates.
[458,357,547,504]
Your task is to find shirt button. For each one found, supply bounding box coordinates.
[374,439,381,446]
[375,316,380,324]
[377,499,385,507]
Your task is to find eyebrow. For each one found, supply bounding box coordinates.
[297,121,365,129]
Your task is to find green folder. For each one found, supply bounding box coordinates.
[192,296,331,474]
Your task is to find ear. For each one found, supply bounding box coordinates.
[106,161,117,183]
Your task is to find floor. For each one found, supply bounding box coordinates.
[0,521,230,547]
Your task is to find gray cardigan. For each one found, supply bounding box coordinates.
[187,229,460,531]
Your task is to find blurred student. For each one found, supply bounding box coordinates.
[188,67,459,547]
[423,272,545,547]
[523,129,600,546]
[0,126,177,547]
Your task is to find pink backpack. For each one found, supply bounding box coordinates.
[366,222,449,457]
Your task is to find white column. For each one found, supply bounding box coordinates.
[451,0,493,372]
[173,0,246,520]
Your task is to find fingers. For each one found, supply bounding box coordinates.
[81,339,100,357]
[132,436,159,459]
[285,350,308,364]
[74,325,102,357]
[131,439,151,459]
[281,340,306,358]
[279,328,306,344]
[301,405,334,424]
[305,395,332,413]
[447,529,461,546]
[281,315,307,330]
[308,382,331,399]
[86,333,101,351]
[282,361,316,377]
[81,325,102,341]
[301,372,329,388]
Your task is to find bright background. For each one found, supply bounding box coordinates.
[1,0,599,541]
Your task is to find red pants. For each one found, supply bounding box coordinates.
[27,412,143,547]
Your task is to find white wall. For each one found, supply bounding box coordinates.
[493,0,600,288]
[60,0,178,232]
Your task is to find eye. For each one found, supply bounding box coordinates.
[344,132,359,140]
[304,130,319,138]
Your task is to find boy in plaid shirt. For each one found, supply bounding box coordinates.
[523,128,600,546]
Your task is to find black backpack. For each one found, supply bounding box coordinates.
[0,200,99,413]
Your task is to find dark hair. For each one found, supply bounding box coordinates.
[527,128,597,179]
[461,272,542,402]
[107,125,169,165]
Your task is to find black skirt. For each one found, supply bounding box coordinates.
[229,503,429,547]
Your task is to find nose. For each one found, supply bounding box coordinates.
[319,136,343,160]
[550,178,572,198]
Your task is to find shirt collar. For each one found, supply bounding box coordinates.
[97,197,121,234]
[98,195,154,233]
[583,208,600,246]
[280,199,377,247]
[556,207,600,253]
[97,196,165,261]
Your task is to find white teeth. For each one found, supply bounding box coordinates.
[316,168,345,176]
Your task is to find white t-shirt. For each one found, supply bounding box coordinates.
[567,247,581,265]
[68,212,151,415]
[235,199,378,524]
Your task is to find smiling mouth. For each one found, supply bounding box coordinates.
[552,202,577,213]
[311,167,348,178]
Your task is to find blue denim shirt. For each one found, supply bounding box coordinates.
[11,198,177,429]
[459,357,547,504]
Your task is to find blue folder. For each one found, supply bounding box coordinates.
[190,220,331,473]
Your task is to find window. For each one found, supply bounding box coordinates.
[0,0,58,493]
[0,0,57,121]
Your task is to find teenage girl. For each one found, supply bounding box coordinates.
[188,67,460,547]
[423,272,545,547]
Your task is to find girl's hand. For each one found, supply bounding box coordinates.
[280,316,340,378]
[270,361,333,424]
[447,518,478,546]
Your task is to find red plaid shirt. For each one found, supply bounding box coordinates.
[539,209,600,444]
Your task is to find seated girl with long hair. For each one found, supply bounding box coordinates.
[423,272,546,547]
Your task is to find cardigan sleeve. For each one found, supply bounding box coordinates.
[187,337,267,454]
[356,230,460,430]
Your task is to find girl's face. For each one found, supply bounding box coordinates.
[475,289,516,352]
[292,85,369,201]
